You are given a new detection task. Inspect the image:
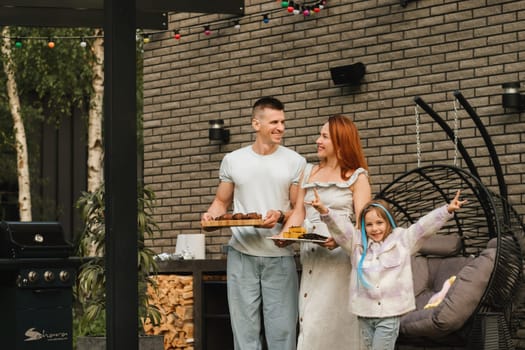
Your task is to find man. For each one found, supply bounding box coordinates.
[201,96,306,350]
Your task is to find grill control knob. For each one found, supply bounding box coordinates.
[44,270,55,282]
[28,270,38,283]
[59,270,70,282]
[16,274,25,287]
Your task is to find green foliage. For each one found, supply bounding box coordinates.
[0,27,147,219]
[4,27,95,125]
[74,183,162,336]
[0,27,97,219]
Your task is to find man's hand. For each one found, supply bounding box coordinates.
[201,212,214,221]
[201,212,219,232]
[259,209,282,228]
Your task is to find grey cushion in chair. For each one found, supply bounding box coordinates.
[400,248,496,337]
[418,234,463,257]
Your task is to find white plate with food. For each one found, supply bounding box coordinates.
[267,233,327,244]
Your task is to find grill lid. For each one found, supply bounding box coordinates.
[0,221,74,259]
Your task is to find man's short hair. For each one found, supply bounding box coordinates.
[253,96,284,112]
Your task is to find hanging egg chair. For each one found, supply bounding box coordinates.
[375,92,525,349]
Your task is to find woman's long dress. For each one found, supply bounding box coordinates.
[296,164,366,350]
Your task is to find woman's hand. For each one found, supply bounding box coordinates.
[271,235,295,248]
[305,188,328,215]
[320,236,338,250]
[305,189,338,250]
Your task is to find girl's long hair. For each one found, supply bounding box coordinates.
[327,114,368,180]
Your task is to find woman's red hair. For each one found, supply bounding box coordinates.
[327,114,368,180]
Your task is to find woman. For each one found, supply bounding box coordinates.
[277,114,370,349]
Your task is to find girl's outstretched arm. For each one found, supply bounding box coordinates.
[447,190,467,213]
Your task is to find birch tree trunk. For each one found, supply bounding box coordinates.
[87,28,104,193]
[1,26,32,221]
[85,29,105,257]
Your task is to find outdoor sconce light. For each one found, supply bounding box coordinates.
[502,82,525,111]
[209,119,230,144]
[330,62,366,86]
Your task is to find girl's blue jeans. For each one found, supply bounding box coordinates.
[358,315,400,350]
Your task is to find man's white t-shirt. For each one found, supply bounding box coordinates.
[219,145,306,257]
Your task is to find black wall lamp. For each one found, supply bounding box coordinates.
[502,82,525,111]
[330,62,366,86]
[209,119,230,144]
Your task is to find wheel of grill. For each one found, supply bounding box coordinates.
[374,164,524,342]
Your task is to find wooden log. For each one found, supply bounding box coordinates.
[144,274,195,349]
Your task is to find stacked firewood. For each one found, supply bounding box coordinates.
[143,275,195,350]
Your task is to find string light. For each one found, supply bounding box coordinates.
[285,1,326,16]
[0,1,328,46]
[278,0,328,17]
[1,32,100,49]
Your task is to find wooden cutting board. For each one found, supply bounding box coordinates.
[201,219,264,228]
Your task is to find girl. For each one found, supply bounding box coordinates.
[308,189,466,350]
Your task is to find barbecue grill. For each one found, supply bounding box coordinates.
[0,221,80,349]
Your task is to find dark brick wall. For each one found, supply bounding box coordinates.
[143,0,525,344]
[143,0,524,255]
[144,0,525,348]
